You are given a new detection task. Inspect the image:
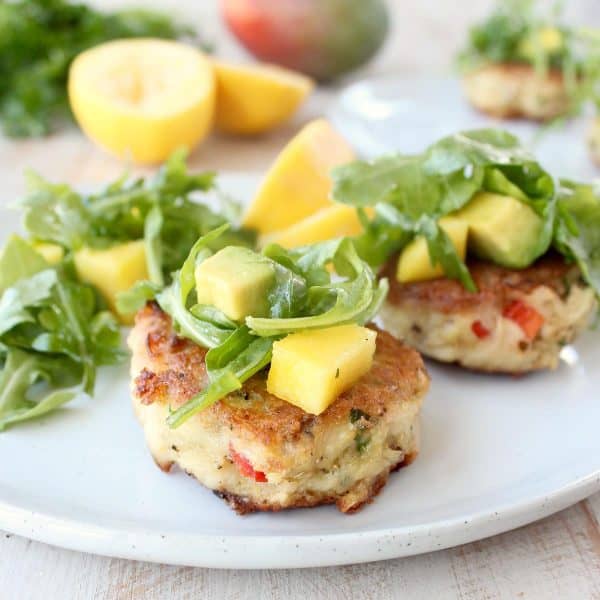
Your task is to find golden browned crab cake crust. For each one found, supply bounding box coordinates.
[463,63,570,121]
[379,254,597,374]
[128,303,429,514]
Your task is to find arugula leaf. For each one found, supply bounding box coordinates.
[0,0,202,137]
[178,224,229,302]
[0,269,58,337]
[204,326,257,372]
[0,235,48,292]
[165,370,241,428]
[21,171,89,250]
[189,305,238,330]
[155,225,238,349]
[158,279,236,350]
[331,154,421,208]
[332,128,555,290]
[115,280,162,316]
[247,239,387,335]
[144,205,165,286]
[33,278,123,391]
[0,348,82,432]
[422,129,533,174]
[0,237,124,430]
[264,261,308,319]
[554,180,600,296]
[423,222,476,292]
[166,329,274,428]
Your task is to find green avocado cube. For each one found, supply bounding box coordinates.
[456,192,544,269]
[195,247,275,321]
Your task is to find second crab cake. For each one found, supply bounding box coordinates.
[380,254,596,373]
[456,3,596,122]
[462,64,570,121]
[330,129,600,374]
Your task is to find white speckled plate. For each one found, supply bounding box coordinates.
[1,144,600,569]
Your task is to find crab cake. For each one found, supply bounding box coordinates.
[379,254,596,374]
[128,302,429,514]
[463,64,570,121]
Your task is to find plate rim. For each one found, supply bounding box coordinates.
[1,469,598,568]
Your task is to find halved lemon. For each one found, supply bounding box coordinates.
[69,39,215,164]
[214,61,313,135]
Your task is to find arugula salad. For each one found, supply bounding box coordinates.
[332,128,600,298]
[0,152,252,430]
[20,150,254,286]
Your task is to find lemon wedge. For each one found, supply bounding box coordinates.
[214,61,313,135]
[243,119,355,234]
[69,39,215,164]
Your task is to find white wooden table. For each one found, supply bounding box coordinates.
[2,1,600,598]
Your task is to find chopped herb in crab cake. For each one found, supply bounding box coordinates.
[125,227,429,514]
[456,1,600,121]
[332,129,599,373]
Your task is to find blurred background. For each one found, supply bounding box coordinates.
[93,0,600,74]
[3,0,600,188]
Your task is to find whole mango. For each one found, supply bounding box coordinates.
[221,0,388,81]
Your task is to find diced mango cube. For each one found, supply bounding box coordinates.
[397,216,468,284]
[74,239,148,321]
[33,242,64,265]
[242,119,355,235]
[195,247,275,321]
[260,205,371,248]
[267,325,377,415]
